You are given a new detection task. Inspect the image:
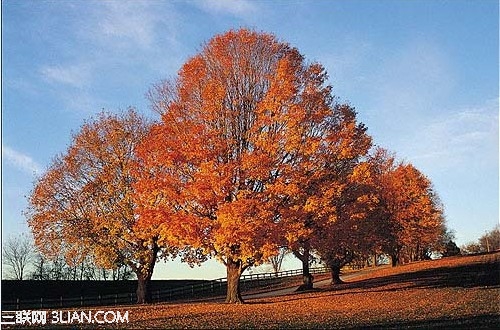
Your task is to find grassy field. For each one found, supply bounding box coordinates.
[34,252,500,329]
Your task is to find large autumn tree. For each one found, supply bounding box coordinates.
[135,29,350,303]
[26,110,168,303]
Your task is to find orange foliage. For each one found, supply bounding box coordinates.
[25,28,449,306]
[313,157,391,281]
[26,110,165,303]
[369,148,445,264]
[135,29,368,302]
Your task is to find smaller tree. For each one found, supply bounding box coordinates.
[370,149,445,266]
[29,251,134,281]
[442,241,461,257]
[26,109,169,303]
[314,161,390,285]
[460,242,482,255]
[283,103,372,290]
[30,252,48,280]
[437,228,460,257]
[2,234,35,280]
[479,226,500,252]
[269,247,289,274]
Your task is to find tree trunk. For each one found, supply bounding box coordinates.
[136,273,152,304]
[301,254,314,289]
[134,237,160,304]
[225,259,244,303]
[330,264,344,285]
[293,244,313,291]
[391,253,399,267]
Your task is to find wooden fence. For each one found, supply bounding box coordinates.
[2,267,328,310]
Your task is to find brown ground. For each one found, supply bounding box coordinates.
[31,252,500,329]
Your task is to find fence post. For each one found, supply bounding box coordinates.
[40,297,43,309]
[16,298,19,310]
[81,296,84,307]
[60,296,63,308]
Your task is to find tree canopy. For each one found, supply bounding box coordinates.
[27,29,450,304]
[26,109,165,303]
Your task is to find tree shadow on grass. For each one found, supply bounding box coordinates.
[352,313,500,329]
[247,256,500,305]
[326,257,500,294]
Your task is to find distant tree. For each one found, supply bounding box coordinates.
[31,250,135,281]
[30,251,132,281]
[460,242,482,255]
[284,103,372,290]
[269,247,289,274]
[371,151,445,266]
[479,226,500,252]
[459,226,499,255]
[442,240,461,257]
[26,110,169,303]
[30,249,72,280]
[47,254,67,280]
[437,228,460,257]
[314,159,391,285]
[2,234,35,280]
[30,252,47,280]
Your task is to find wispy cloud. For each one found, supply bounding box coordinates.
[95,1,162,50]
[40,63,91,88]
[356,38,497,177]
[36,1,183,115]
[195,0,257,17]
[85,0,184,75]
[406,98,499,170]
[2,146,43,175]
[358,39,458,156]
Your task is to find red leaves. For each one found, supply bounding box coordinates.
[29,28,449,306]
[26,110,168,275]
[356,147,447,265]
[122,253,499,328]
[136,29,345,272]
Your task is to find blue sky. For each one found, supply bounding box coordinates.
[2,0,498,279]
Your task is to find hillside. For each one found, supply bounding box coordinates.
[125,252,499,329]
[12,252,499,329]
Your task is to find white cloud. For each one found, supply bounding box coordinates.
[356,39,462,164]
[196,0,257,17]
[40,63,91,88]
[406,98,499,170]
[2,146,43,175]
[95,1,161,50]
[37,1,183,115]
